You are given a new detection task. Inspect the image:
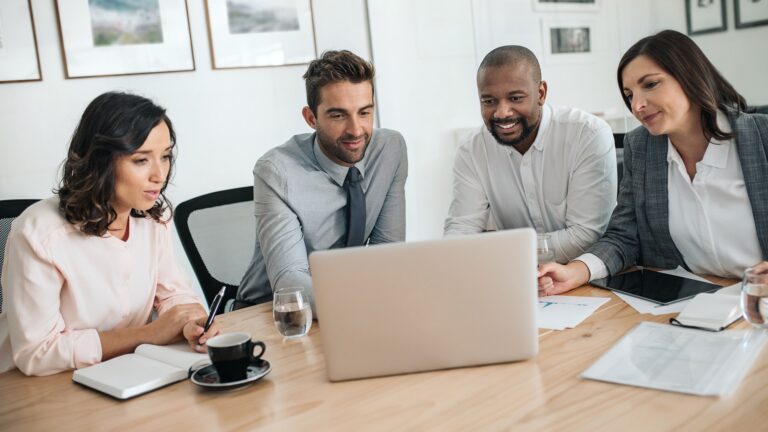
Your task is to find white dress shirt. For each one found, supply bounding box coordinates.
[444,104,617,263]
[580,111,761,279]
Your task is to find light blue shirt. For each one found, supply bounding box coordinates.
[237,129,408,305]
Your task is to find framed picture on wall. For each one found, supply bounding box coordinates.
[204,0,317,69]
[54,0,195,79]
[735,0,768,29]
[685,0,727,36]
[0,0,42,83]
[541,19,598,64]
[533,0,600,12]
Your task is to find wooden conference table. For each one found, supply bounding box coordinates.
[1,282,767,431]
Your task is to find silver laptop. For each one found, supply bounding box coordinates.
[310,228,539,381]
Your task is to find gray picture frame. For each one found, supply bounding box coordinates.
[735,0,768,29]
[686,0,727,36]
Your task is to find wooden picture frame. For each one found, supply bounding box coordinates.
[54,0,195,79]
[0,0,42,83]
[204,0,317,70]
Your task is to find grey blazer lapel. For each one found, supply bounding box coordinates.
[644,133,687,267]
[732,112,768,258]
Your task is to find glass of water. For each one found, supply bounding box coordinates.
[273,287,313,338]
[741,264,768,328]
[537,233,556,265]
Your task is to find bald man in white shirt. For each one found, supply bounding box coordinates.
[444,45,617,263]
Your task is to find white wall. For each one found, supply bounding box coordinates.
[651,0,768,105]
[0,0,371,201]
[368,0,654,241]
[0,0,371,300]
[1,0,766,295]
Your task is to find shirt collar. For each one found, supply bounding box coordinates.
[313,135,367,187]
[665,110,732,169]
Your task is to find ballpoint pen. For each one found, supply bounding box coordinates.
[203,286,226,333]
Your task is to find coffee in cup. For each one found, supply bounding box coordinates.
[206,332,266,382]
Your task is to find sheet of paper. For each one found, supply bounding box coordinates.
[538,296,610,330]
[613,267,733,316]
[582,321,767,396]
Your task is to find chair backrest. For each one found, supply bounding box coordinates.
[613,133,625,185]
[751,105,768,115]
[1,199,40,314]
[174,187,268,308]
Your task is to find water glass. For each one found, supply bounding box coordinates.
[273,287,313,338]
[537,234,556,265]
[741,265,768,328]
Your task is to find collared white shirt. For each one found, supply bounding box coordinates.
[444,104,617,263]
[580,111,761,279]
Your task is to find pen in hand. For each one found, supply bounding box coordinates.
[203,286,226,335]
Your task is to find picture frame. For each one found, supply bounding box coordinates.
[735,0,768,29]
[685,0,727,36]
[533,0,600,13]
[204,0,317,70]
[54,0,195,79]
[0,0,42,83]
[541,19,598,65]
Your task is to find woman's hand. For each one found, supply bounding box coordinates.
[182,316,222,353]
[145,303,207,346]
[537,260,591,296]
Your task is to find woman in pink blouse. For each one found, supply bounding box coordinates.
[0,92,220,376]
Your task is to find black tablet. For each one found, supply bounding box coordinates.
[591,269,722,305]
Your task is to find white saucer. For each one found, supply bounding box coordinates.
[191,359,271,389]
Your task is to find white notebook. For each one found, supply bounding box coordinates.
[72,343,209,399]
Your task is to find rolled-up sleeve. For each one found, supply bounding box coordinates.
[254,160,314,298]
[3,228,101,376]
[369,138,408,244]
[548,124,617,262]
[153,222,205,315]
[444,143,490,235]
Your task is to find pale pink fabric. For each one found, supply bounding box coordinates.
[0,197,203,376]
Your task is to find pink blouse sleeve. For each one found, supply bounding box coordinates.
[153,222,205,315]
[3,227,101,376]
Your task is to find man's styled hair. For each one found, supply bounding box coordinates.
[303,50,375,114]
[478,45,542,83]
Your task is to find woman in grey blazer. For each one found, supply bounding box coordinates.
[538,30,768,295]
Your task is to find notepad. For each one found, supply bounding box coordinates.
[670,293,742,331]
[72,343,210,399]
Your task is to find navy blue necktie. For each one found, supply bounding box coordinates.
[344,167,366,247]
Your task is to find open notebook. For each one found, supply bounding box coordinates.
[72,342,210,399]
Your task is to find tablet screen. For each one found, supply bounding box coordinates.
[591,270,722,305]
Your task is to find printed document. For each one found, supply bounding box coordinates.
[581,322,767,396]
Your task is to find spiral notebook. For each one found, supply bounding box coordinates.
[72,343,209,399]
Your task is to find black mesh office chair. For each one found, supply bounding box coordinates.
[613,133,625,185]
[0,199,40,313]
[175,187,271,310]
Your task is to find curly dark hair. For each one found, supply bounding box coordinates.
[617,30,747,141]
[303,50,375,114]
[56,91,176,237]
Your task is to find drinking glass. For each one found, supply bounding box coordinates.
[741,264,768,328]
[273,287,313,338]
[537,234,556,265]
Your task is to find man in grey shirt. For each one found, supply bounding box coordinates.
[236,50,408,309]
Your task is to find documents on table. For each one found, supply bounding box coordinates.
[538,296,610,330]
[613,267,740,316]
[581,321,767,396]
